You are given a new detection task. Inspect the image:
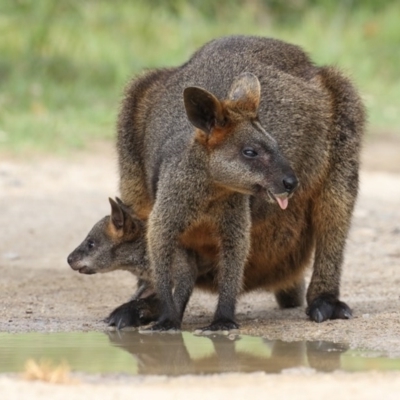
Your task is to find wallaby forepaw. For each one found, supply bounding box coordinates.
[307,296,352,323]
[195,318,239,334]
[105,304,141,329]
[105,298,159,329]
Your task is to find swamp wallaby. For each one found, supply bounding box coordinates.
[139,68,298,331]
[69,35,365,331]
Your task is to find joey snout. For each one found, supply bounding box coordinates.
[67,249,96,275]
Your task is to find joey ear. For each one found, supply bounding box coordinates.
[109,197,141,235]
[228,72,261,116]
[115,197,124,206]
[109,198,124,230]
[183,87,223,134]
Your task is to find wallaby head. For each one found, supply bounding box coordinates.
[67,198,148,276]
[183,72,298,209]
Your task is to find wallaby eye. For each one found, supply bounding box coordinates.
[242,148,258,158]
[87,239,95,250]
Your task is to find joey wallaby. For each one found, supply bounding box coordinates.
[115,35,364,328]
[67,198,160,327]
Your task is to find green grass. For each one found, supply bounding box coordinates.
[0,0,399,154]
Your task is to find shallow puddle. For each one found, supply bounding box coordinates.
[1,331,400,375]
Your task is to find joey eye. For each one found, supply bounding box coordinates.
[242,148,258,158]
[87,239,95,250]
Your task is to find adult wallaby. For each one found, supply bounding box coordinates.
[116,35,364,329]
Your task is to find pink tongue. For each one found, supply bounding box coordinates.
[275,196,288,210]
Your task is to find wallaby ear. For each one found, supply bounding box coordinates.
[115,196,141,221]
[109,197,124,230]
[227,72,261,116]
[115,197,124,206]
[183,87,223,135]
[109,197,141,236]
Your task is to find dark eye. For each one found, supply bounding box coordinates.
[242,148,258,158]
[87,239,95,250]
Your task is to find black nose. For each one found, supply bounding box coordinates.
[67,254,73,265]
[282,175,298,194]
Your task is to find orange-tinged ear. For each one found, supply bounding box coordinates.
[183,87,224,135]
[108,197,141,239]
[227,72,260,117]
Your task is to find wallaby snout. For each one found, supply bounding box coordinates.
[67,237,97,275]
[260,166,298,210]
[282,174,298,194]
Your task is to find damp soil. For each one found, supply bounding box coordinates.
[0,135,400,398]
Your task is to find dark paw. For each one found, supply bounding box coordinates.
[140,318,181,332]
[306,296,352,323]
[196,318,239,333]
[105,297,160,329]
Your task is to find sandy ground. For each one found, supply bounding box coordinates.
[0,135,400,398]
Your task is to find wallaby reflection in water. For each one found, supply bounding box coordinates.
[105,331,348,375]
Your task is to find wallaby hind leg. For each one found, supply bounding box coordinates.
[275,279,305,309]
[306,162,355,323]
[306,67,364,323]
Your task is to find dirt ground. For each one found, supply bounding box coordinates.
[1,135,400,398]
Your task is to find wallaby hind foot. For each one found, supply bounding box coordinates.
[306,295,352,323]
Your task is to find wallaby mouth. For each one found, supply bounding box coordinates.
[78,266,96,275]
[272,193,289,210]
[253,167,298,209]
[253,185,291,210]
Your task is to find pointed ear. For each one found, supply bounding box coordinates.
[228,72,261,116]
[115,197,124,206]
[183,87,223,135]
[109,197,141,236]
[109,198,124,230]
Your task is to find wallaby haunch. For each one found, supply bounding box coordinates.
[68,35,365,331]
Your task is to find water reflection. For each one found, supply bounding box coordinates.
[106,331,347,375]
[0,331,399,375]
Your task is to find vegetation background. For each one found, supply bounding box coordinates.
[1,0,399,154]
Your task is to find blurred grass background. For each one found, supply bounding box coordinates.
[0,0,399,154]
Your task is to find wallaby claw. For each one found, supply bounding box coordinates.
[307,296,352,323]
